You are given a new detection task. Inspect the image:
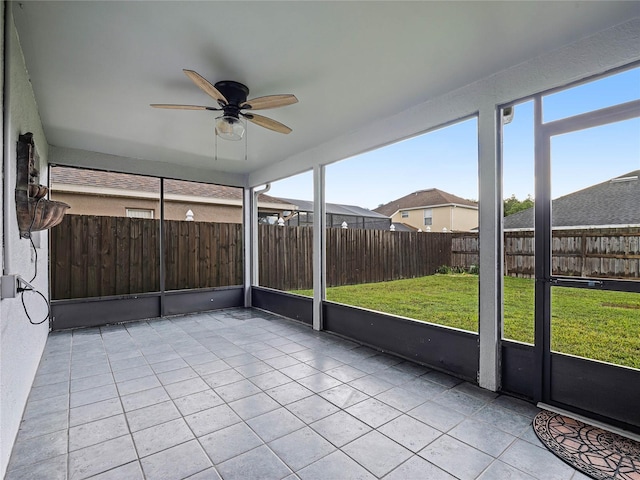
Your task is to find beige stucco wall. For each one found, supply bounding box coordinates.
[431,207,451,231]
[391,205,478,232]
[451,206,479,231]
[164,201,241,223]
[391,208,423,231]
[50,191,245,223]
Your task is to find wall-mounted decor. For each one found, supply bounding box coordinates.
[16,133,69,238]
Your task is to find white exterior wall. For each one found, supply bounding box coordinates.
[1,8,51,477]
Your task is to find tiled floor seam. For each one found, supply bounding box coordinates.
[66,332,76,480]
[102,326,147,480]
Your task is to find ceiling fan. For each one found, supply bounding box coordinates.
[151,69,298,140]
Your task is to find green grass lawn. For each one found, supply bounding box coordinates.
[293,274,640,369]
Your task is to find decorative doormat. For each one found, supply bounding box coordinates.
[533,410,640,480]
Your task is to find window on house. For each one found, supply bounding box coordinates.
[126,208,154,219]
[401,211,409,218]
[423,209,432,226]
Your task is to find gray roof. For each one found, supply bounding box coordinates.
[275,198,389,219]
[392,223,419,232]
[51,166,289,205]
[504,170,640,229]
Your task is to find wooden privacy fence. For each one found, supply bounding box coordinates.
[452,228,640,279]
[51,216,452,299]
[258,226,451,291]
[326,228,451,288]
[56,216,639,300]
[257,224,313,292]
[51,215,243,300]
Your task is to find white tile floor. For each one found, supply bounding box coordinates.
[6,308,591,480]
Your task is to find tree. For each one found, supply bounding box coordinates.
[504,194,534,217]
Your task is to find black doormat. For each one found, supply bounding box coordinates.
[533,410,640,480]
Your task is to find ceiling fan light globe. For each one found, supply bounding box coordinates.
[215,115,245,141]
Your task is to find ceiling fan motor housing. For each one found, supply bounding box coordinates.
[215,81,250,119]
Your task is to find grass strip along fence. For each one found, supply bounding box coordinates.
[293,274,640,370]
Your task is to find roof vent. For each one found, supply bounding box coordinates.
[610,175,638,183]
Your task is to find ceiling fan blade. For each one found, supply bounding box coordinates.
[241,94,298,110]
[242,113,292,134]
[183,69,228,105]
[150,104,220,111]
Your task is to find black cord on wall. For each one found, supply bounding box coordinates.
[19,196,51,325]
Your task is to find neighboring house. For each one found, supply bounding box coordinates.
[374,188,478,232]
[272,198,391,230]
[50,166,294,223]
[504,170,640,230]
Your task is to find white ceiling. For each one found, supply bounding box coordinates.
[12,1,640,185]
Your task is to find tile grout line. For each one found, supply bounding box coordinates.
[102,322,145,480]
[66,331,74,480]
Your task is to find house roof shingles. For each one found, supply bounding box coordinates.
[51,166,286,204]
[504,170,640,229]
[373,188,478,217]
[275,198,389,219]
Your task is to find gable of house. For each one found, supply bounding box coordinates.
[374,188,478,217]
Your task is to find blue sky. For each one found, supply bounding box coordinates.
[269,67,640,210]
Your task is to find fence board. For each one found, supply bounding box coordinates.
[115,217,131,295]
[129,218,143,295]
[209,223,220,287]
[100,217,115,296]
[51,215,71,299]
[86,215,100,298]
[177,221,189,289]
[70,215,86,299]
